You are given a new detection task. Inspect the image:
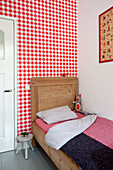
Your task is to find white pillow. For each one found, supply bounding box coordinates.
[36,105,78,124]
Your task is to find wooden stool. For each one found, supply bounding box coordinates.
[16,134,34,160]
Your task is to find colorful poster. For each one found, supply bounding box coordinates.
[99,6,113,63]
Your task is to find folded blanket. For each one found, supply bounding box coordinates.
[45,114,97,150]
[61,133,113,170]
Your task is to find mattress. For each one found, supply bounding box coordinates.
[35,113,113,149]
[35,113,113,170]
[35,112,84,133]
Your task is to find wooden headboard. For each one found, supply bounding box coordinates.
[30,77,78,123]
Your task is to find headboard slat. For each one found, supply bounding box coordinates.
[31,77,78,123]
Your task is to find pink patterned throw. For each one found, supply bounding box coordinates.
[84,116,113,149]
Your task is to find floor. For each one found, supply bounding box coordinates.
[0,146,58,170]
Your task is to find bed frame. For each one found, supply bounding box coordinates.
[31,77,80,170]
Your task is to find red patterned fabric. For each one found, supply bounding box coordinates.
[36,113,113,150]
[35,112,84,133]
[84,116,113,150]
[0,0,78,135]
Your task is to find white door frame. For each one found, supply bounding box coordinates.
[0,15,17,149]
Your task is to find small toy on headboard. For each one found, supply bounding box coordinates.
[73,94,82,112]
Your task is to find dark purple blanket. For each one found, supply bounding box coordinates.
[61,133,113,170]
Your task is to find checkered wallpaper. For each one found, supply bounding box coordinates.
[0,0,78,135]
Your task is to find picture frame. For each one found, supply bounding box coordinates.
[99,6,113,63]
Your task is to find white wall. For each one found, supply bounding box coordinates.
[78,0,113,120]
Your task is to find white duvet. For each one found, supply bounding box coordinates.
[45,114,97,150]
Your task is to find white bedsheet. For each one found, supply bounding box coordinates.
[45,114,97,150]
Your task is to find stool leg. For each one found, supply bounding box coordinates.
[25,142,28,160]
[16,142,21,154]
[28,140,34,151]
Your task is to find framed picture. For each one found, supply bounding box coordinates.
[99,6,113,63]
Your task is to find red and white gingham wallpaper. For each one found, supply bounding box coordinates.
[0,0,78,135]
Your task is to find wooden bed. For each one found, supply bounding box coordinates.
[30,77,80,170]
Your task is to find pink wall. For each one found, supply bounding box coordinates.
[0,0,78,134]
